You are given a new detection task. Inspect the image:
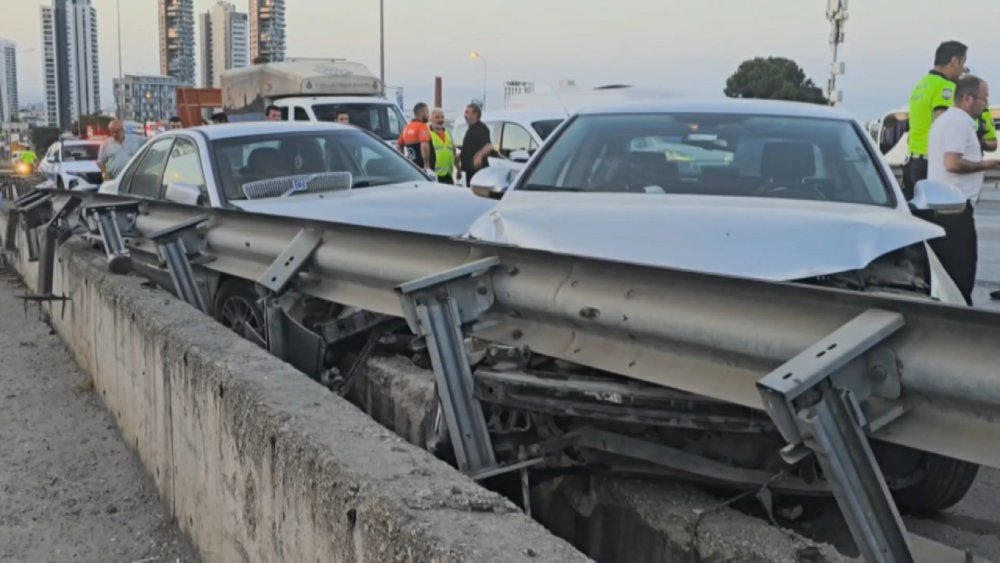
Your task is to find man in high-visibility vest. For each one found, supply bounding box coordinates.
[903,41,968,200]
[429,108,459,184]
[978,108,997,153]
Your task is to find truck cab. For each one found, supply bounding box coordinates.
[271,96,405,144]
[221,59,406,145]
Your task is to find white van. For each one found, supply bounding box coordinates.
[452,109,568,175]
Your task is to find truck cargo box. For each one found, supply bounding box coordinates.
[222,59,383,116]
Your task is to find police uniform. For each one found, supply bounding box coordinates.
[904,71,956,199]
[978,107,996,153]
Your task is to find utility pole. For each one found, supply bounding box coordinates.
[379,0,385,97]
[116,0,124,119]
[826,0,848,106]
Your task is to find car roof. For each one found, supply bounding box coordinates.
[171,121,353,141]
[479,109,569,123]
[576,98,855,121]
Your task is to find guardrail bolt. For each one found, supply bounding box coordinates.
[870,365,888,382]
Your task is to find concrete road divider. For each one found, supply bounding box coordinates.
[18,240,588,562]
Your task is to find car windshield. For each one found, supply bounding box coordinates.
[312,103,405,141]
[531,119,564,140]
[62,144,100,161]
[211,129,427,201]
[519,113,893,207]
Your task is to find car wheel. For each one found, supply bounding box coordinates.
[213,279,267,348]
[888,451,979,515]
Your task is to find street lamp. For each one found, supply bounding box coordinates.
[379,0,385,97]
[470,51,487,110]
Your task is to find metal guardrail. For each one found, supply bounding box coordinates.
[6,188,1000,562]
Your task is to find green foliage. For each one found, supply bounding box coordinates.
[725,57,828,104]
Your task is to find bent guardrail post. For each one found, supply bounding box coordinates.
[86,201,138,275]
[397,256,501,474]
[147,215,210,315]
[16,192,55,262]
[34,197,82,298]
[256,228,325,375]
[757,309,913,563]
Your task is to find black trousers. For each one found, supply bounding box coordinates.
[437,173,454,185]
[902,157,928,201]
[928,203,977,305]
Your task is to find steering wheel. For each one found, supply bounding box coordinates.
[753,182,828,200]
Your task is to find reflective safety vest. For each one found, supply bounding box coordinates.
[430,129,455,177]
[979,107,997,143]
[908,71,956,156]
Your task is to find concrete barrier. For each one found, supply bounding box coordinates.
[11,238,589,563]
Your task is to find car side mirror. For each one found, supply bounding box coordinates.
[509,149,531,163]
[910,179,967,214]
[469,166,514,199]
[165,182,203,206]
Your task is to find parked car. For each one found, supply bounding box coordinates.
[98,121,495,236]
[453,109,567,177]
[38,140,104,189]
[464,98,976,513]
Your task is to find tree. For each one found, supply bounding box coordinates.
[724,57,827,105]
[31,127,61,153]
[71,113,113,136]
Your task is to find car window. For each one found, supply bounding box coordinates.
[212,129,427,201]
[500,122,533,157]
[294,106,310,121]
[532,119,564,141]
[519,113,893,207]
[160,137,207,202]
[124,138,174,198]
[62,144,100,161]
[280,107,290,120]
[312,103,406,141]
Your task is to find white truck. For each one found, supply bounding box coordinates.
[221,59,407,143]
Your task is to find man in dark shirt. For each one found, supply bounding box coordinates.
[459,103,494,183]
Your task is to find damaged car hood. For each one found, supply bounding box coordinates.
[233,182,497,237]
[464,192,946,281]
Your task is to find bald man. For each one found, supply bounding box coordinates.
[98,120,146,180]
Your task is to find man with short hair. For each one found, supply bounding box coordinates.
[397,102,434,174]
[266,105,282,121]
[904,41,969,200]
[926,75,1000,305]
[168,116,183,130]
[429,108,459,184]
[98,120,146,180]
[336,111,351,125]
[459,103,493,183]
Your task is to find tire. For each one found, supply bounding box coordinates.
[213,279,267,348]
[889,452,979,515]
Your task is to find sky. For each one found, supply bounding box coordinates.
[1,0,999,122]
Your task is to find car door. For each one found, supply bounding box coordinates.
[498,121,536,159]
[118,137,174,199]
[40,143,59,180]
[159,137,210,205]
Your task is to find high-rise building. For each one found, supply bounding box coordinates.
[41,0,101,131]
[249,0,286,63]
[0,39,18,124]
[159,0,195,86]
[503,81,535,109]
[114,74,180,123]
[200,1,249,88]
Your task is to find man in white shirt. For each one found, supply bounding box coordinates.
[926,75,1000,304]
